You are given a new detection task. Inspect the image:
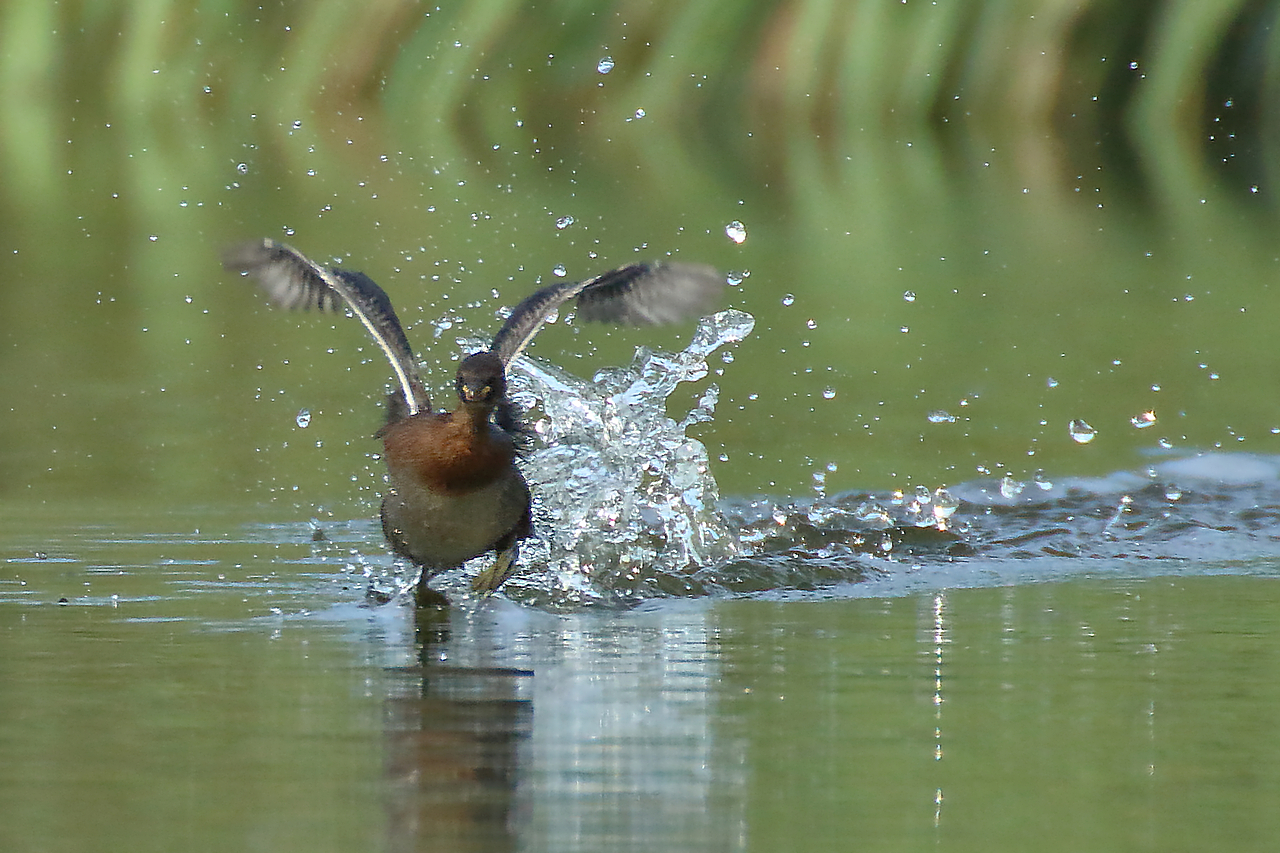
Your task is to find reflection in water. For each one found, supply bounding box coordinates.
[381,602,745,852]
[384,608,532,853]
[929,592,946,829]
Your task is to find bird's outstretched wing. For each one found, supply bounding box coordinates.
[222,238,430,415]
[489,261,724,365]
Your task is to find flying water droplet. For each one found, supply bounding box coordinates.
[555,215,575,230]
[552,263,567,277]
[1068,419,1097,444]
[597,56,614,74]
[1130,410,1156,429]
[725,220,747,244]
[295,408,312,428]
[927,410,956,424]
[903,290,917,303]
[999,475,1025,499]
[931,488,959,524]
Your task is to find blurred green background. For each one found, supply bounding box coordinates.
[3,0,1279,518]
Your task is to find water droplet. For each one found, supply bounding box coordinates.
[927,410,956,424]
[780,293,795,307]
[1047,377,1059,388]
[236,162,249,174]
[725,220,748,244]
[1158,436,1173,449]
[597,56,614,74]
[806,319,817,329]
[295,408,311,428]
[555,215,575,230]
[552,263,567,277]
[1165,488,1182,501]
[931,489,959,522]
[1130,410,1156,429]
[632,107,646,120]
[1068,419,1097,444]
[1033,470,1053,490]
[903,290,916,302]
[821,387,836,400]
[999,475,1025,499]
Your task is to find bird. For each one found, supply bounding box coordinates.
[222,238,724,602]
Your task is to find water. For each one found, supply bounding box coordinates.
[6,513,1280,851]
[9,325,1280,852]
[7,3,1280,850]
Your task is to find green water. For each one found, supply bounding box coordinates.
[4,2,1280,851]
[5,522,1279,851]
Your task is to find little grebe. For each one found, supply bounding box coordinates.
[224,238,723,600]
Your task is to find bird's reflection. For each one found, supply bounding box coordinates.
[382,605,533,853]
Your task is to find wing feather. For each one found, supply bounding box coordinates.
[222,239,430,414]
[490,261,724,365]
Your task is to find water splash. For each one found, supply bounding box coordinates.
[340,307,1280,608]
[502,309,755,605]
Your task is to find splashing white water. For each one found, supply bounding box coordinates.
[505,309,755,603]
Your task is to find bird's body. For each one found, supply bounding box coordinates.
[377,353,531,575]
[380,429,530,569]
[224,238,723,601]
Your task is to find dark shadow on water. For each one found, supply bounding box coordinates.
[382,606,533,853]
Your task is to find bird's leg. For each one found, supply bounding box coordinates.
[470,545,518,595]
[471,509,532,593]
[415,577,452,608]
